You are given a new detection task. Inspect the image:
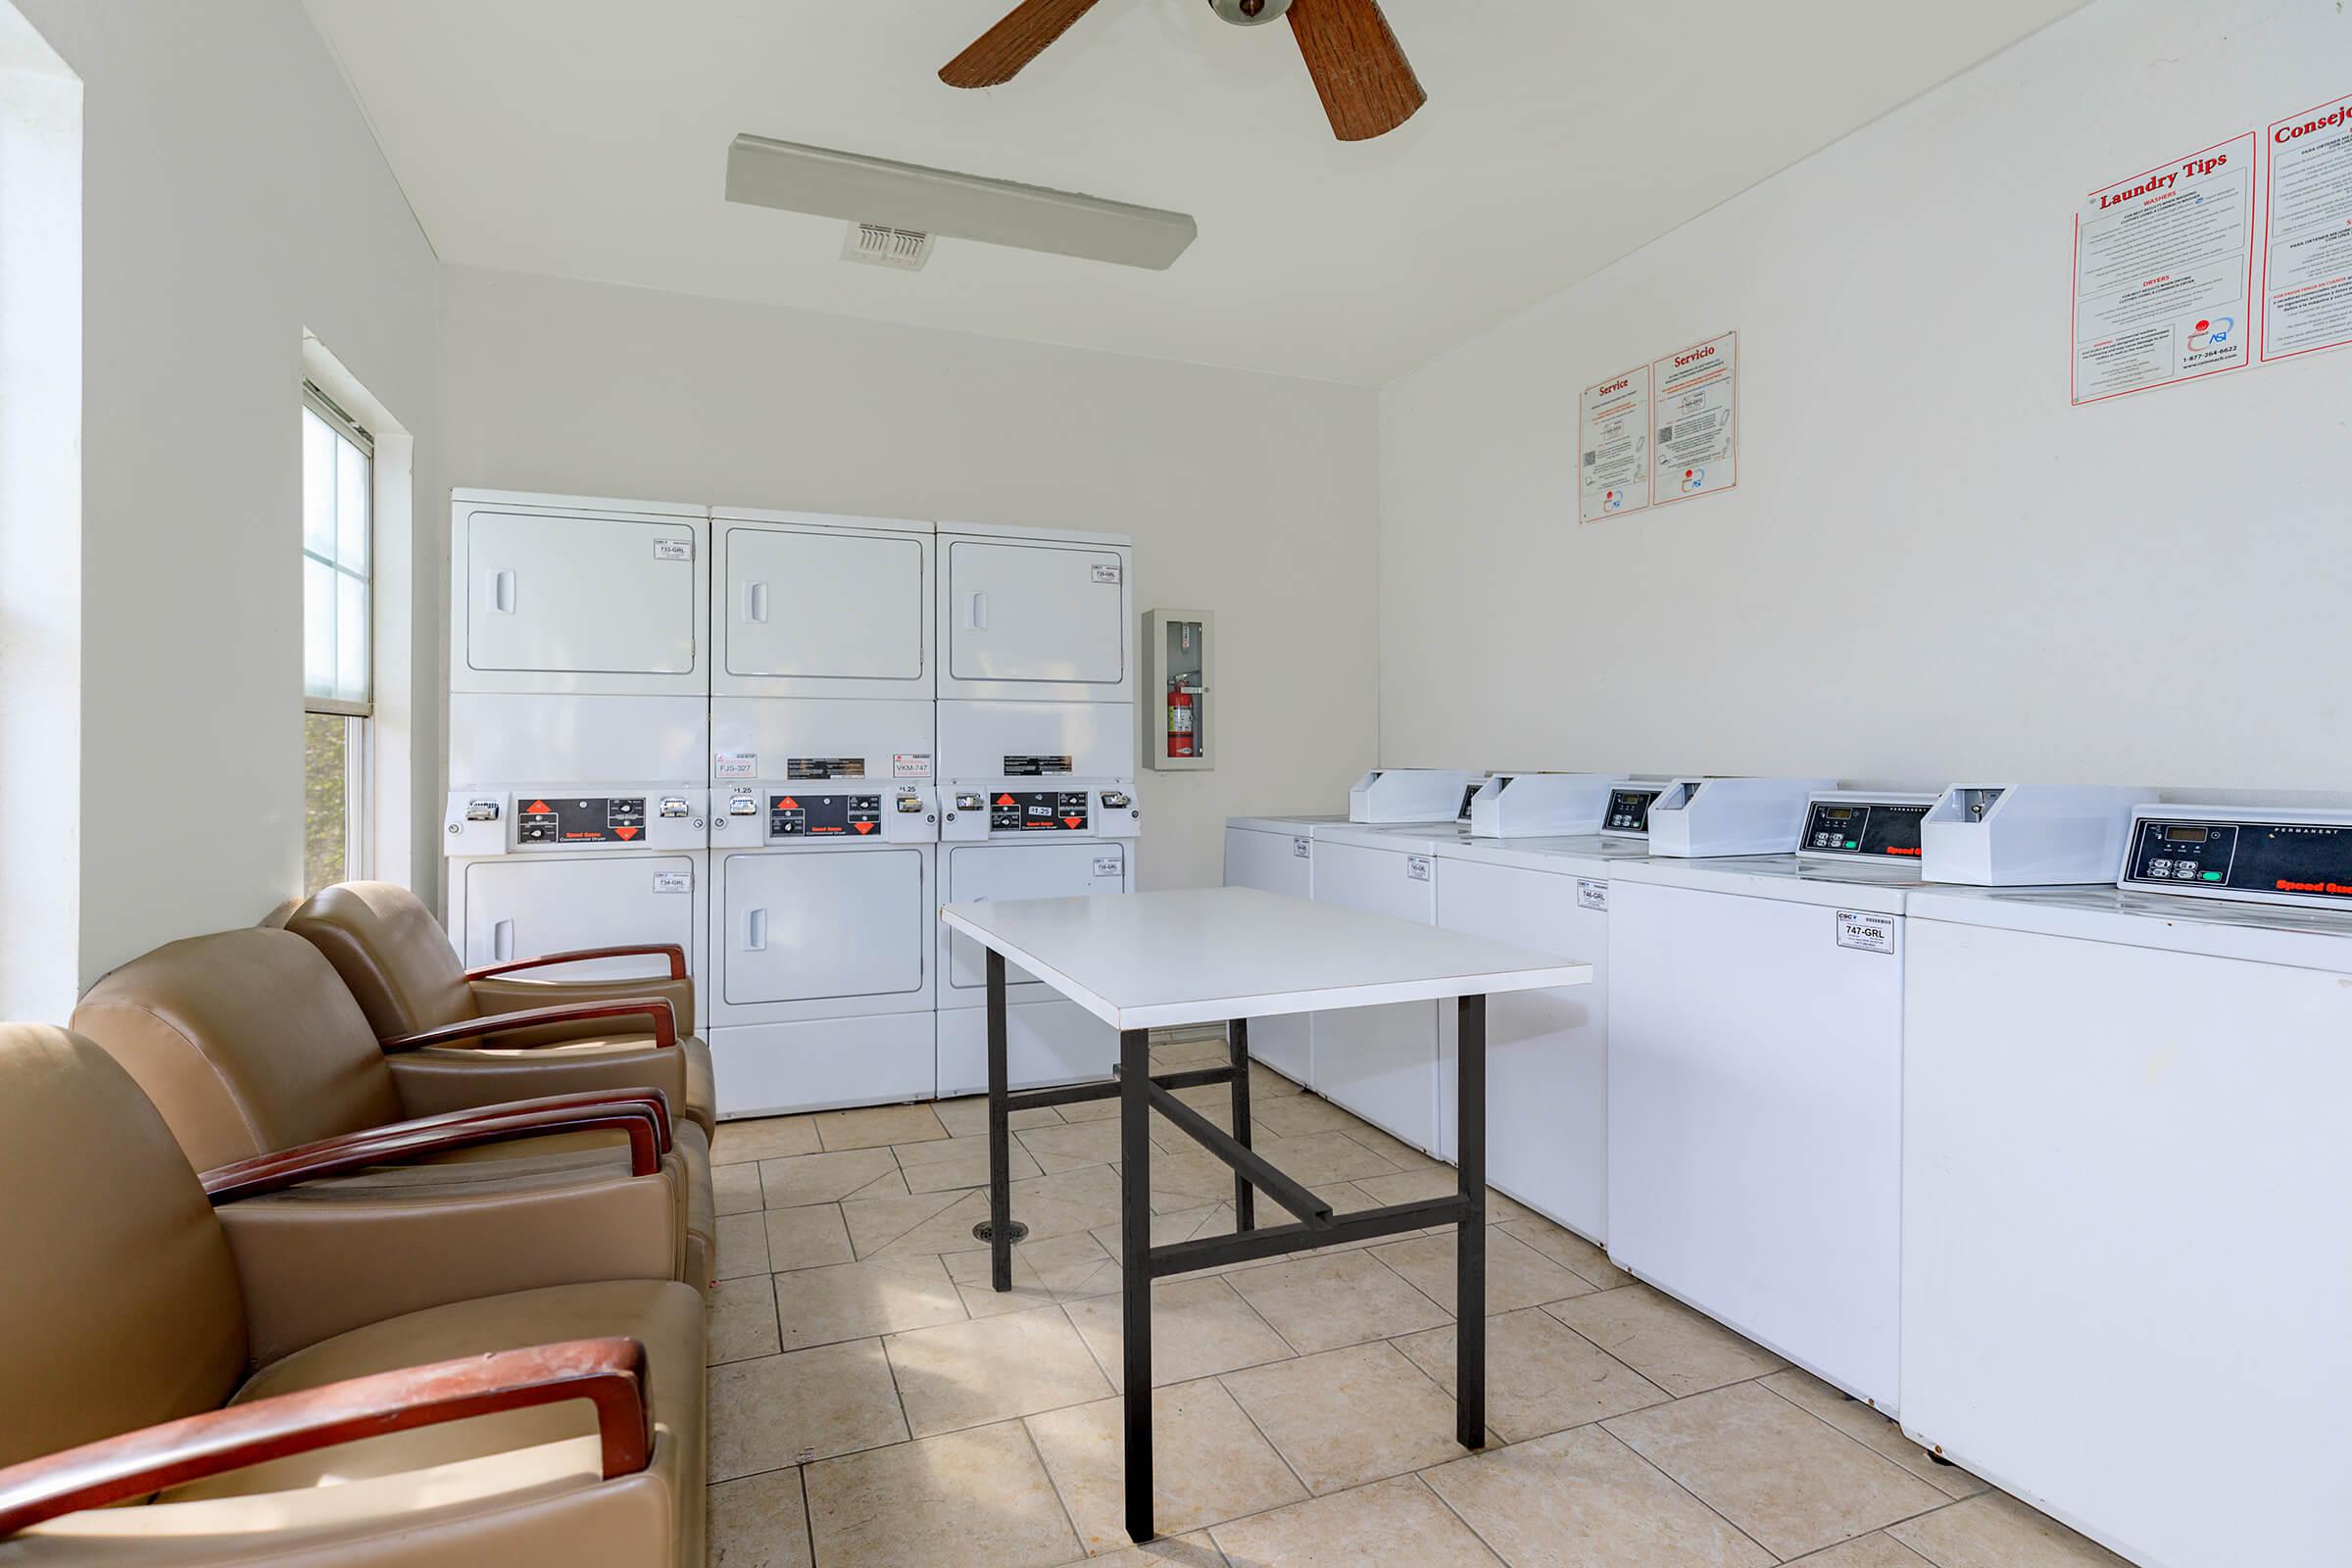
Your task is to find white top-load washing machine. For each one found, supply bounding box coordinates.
[933,522,1139,1097]
[1901,804,2352,1568]
[702,509,940,1117]
[1429,777,1660,1237]
[1606,790,1940,1409]
[444,490,712,987]
[1220,813,1341,1086]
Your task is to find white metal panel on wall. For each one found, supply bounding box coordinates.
[713,512,933,700]
[1221,824,1313,1084]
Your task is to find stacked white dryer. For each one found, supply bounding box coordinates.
[934,523,1140,1097]
[703,509,941,1117]
[444,490,711,988]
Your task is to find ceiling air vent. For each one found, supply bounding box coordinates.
[843,222,933,271]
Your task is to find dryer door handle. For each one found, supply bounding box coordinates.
[490,568,516,613]
[745,908,768,952]
[746,582,769,624]
[963,591,988,631]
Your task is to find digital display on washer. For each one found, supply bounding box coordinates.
[1800,801,1929,858]
[2125,817,2352,901]
[1603,787,1664,833]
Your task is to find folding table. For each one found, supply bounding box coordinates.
[939,885,1592,1544]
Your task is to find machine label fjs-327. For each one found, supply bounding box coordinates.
[518,797,647,845]
[991,791,1091,832]
[770,794,883,838]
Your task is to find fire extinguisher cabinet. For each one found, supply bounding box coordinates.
[1142,609,1214,772]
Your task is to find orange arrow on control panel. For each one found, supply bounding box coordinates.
[525,800,552,815]
[776,797,800,810]
[996,794,1016,807]
[1062,816,1083,829]
[854,822,875,835]
[614,826,639,841]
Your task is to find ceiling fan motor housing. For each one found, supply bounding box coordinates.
[1209,0,1294,24]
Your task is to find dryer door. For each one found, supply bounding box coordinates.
[719,522,930,698]
[463,512,699,679]
[459,855,699,982]
[721,848,928,1005]
[942,538,1130,700]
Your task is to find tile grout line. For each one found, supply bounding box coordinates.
[1210,1365,1317,1503]
[1749,1373,1980,1506]
[1409,1469,1512,1566]
[1590,1419,1784,1566]
[1012,1407,1091,1561]
[796,1461,816,1568]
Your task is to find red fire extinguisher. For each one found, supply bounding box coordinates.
[1166,676,1196,759]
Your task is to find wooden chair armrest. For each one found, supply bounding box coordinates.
[0,1337,652,1537]
[200,1091,673,1200]
[383,998,677,1054]
[466,944,688,982]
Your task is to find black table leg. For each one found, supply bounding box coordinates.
[1228,1018,1255,1232]
[1119,1026,1155,1543]
[984,949,1016,1292]
[1456,993,1487,1449]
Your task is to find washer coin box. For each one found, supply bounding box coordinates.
[1644,776,1837,858]
[1348,768,1481,824]
[1919,783,2151,885]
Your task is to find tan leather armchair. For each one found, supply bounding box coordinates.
[0,1024,705,1566]
[286,882,716,1137]
[73,930,717,1334]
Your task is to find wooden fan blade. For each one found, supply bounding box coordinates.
[1287,0,1426,142]
[940,0,1104,89]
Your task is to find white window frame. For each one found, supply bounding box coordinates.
[303,382,373,884]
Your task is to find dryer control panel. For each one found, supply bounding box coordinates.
[1796,794,1936,859]
[444,788,708,857]
[940,781,1142,843]
[710,782,938,844]
[2122,808,2352,908]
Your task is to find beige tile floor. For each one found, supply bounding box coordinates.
[705,1044,2130,1568]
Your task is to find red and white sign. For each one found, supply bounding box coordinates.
[1577,365,1652,523]
[1648,332,1738,507]
[2261,92,2352,364]
[2072,132,2256,405]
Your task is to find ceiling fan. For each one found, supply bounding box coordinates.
[941,0,1426,143]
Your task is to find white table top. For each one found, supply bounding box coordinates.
[941,886,1592,1031]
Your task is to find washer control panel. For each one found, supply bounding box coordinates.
[1797,796,1935,859]
[2123,811,2352,907]
[1600,786,1665,837]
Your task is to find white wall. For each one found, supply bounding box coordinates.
[1380,0,2351,793]
[0,4,81,1020]
[15,0,441,990]
[436,267,1382,890]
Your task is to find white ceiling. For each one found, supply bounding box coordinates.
[306,0,2084,386]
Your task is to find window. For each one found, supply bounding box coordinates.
[302,385,370,892]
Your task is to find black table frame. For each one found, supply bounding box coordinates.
[980,950,1489,1544]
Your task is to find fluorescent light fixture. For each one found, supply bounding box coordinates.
[725,134,1197,271]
